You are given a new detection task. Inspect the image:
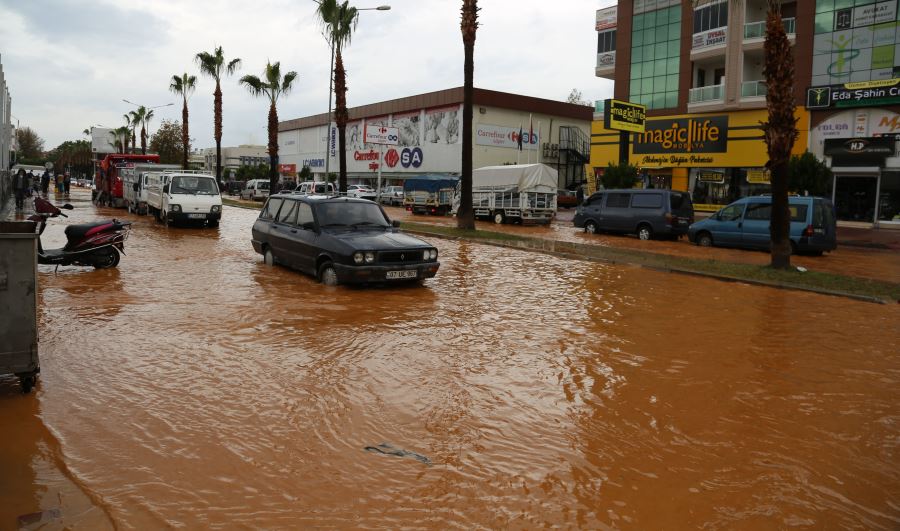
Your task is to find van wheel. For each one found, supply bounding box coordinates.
[697,232,713,247]
[585,220,598,234]
[493,211,505,224]
[263,248,276,266]
[163,211,171,227]
[637,224,653,240]
[318,262,338,286]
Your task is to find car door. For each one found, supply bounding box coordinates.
[710,203,746,246]
[740,200,772,248]
[581,193,604,224]
[604,192,632,232]
[292,202,319,274]
[272,199,300,266]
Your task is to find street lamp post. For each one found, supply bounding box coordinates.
[323,4,390,180]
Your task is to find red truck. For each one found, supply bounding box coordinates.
[95,153,160,207]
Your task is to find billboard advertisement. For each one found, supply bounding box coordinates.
[475,124,539,150]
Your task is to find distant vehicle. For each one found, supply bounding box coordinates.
[292,181,336,195]
[457,164,557,225]
[688,195,837,254]
[146,170,222,227]
[379,185,404,206]
[574,189,694,240]
[557,189,578,209]
[347,185,377,201]
[122,163,181,215]
[95,153,160,208]
[252,194,440,286]
[404,175,459,215]
[241,179,270,201]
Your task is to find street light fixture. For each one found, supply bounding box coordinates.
[323,4,391,178]
[122,99,174,110]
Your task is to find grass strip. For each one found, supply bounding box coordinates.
[400,222,899,304]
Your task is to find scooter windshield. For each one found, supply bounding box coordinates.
[171,176,219,195]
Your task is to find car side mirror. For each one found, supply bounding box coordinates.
[392,220,401,228]
[163,184,169,194]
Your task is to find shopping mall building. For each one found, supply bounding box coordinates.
[277,87,592,190]
[592,0,900,226]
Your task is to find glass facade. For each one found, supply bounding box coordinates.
[812,0,900,85]
[630,5,681,110]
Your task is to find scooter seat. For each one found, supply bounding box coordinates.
[65,222,113,241]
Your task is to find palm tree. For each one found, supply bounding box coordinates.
[239,61,298,193]
[122,114,132,153]
[170,73,198,169]
[457,0,479,230]
[129,110,141,153]
[316,0,358,194]
[196,46,241,182]
[112,126,130,154]
[762,0,797,269]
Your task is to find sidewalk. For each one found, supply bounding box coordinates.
[837,226,900,251]
[0,193,35,222]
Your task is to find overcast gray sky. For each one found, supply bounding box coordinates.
[0,0,615,149]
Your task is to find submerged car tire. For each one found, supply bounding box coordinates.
[696,232,713,247]
[318,262,338,286]
[637,224,653,241]
[493,211,505,224]
[263,248,276,266]
[208,220,220,228]
[585,220,598,234]
[92,247,120,269]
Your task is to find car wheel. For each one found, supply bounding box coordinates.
[208,220,219,228]
[697,232,713,247]
[585,220,598,234]
[493,211,505,224]
[637,224,652,241]
[263,247,276,266]
[318,262,338,286]
[163,211,170,227]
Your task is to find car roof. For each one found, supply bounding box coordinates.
[269,193,374,204]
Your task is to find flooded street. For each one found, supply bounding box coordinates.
[2,189,899,529]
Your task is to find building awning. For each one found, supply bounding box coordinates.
[829,166,880,176]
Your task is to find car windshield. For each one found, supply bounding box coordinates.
[172,176,218,195]
[316,201,390,228]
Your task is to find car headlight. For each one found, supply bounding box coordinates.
[171,204,181,212]
[425,249,437,260]
[364,251,375,263]
[211,205,221,213]
[353,252,364,264]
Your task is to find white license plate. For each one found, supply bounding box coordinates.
[188,213,206,219]
[386,270,417,279]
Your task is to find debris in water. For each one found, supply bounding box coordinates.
[796,266,808,273]
[364,443,432,466]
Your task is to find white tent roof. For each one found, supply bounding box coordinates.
[472,163,558,192]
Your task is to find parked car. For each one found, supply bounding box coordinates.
[251,194,440,285]
[347,184,377,201]
[293,181,336,195]
[379,185,404,206]
[557,189,579,208]
[688,195,837,254]
[573,189,694,240]
[241,179,270,201]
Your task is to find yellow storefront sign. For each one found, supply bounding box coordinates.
[746,169,770,184]
[603,99,647,133]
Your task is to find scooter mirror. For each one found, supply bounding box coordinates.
[62,204,74,210]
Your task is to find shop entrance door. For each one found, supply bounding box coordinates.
[834,176,877,222]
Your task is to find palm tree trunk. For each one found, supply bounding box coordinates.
[214,81,223,181]
[268,102,279,193]
[334,51,349,194]
[763,0,797,269]
[182,98,190,169]
[141,125,147,155]
[458,37,476,229]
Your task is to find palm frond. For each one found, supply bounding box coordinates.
[240,75,268,97]
[227,58,242,75]
[281,71,299,95]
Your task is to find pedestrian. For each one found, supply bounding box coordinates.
[13,168,29,210]
[576,185,584,206]
[56,174,64,195]
[64,174,71,195]
[41,170,50,195]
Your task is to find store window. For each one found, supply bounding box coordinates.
[878,171,900,222]
[630,5,681,110]
[690,168,771,210]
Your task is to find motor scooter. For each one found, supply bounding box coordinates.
[28,197,131,269]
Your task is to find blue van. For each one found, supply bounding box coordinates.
[688,196,837,254]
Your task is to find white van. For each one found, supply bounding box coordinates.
[241,179,270,201]
[122,163,180,215]
[294,181,336,195]
[146,170,222,227]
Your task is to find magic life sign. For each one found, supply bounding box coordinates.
[633,116,728,154]
[806,78,900,109]
[603,99,646,133]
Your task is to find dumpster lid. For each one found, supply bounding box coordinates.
[0,221,37,235]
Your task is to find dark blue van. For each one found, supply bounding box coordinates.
[688,196,837,254]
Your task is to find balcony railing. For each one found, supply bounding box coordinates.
[689,84,724,103]
[741,80,767,97]
[744,17,795,39]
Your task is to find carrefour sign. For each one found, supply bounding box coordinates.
[475,124,539,150]
[364,124,399,145]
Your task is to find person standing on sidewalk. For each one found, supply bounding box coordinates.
[64,174,71,196]
[13,168,29,210]
[41,170,51,196]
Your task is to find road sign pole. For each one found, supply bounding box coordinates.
[377,143,383,200]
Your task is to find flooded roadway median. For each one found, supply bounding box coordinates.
[1,189,898,528]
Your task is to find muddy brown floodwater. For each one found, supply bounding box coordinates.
[1,189,898,529]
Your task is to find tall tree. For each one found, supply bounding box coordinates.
[149,119,186,165]
[15,127,45,160]
[316,0,358,194]
[122,114,133,153]
[129,111,140,153]
[170,73,198,169]
[141,108,156,154]
[762,0,798,269]
[456,0,479,230]
[239,61,298,193]
[196,46,242,182]
[113,126,130,154]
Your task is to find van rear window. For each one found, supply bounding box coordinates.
[789,205,808,222]
[669,192,692,211]
[631,193,663,208]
